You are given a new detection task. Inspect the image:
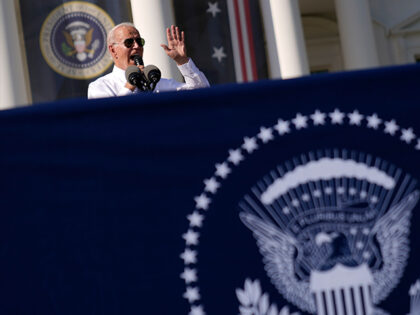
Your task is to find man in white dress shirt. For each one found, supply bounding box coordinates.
[88,22,209,99]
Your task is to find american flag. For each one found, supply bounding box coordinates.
[173,0,268,85]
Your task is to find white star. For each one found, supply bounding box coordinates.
[360,191,367,199]
[180,249,197,264]
[194,194,211,210]
[282,207,290,214]
[292,113,308,129]
[401,128,416,144]
[258,127,274,143]
[348,110,364,126]
[180,268,198,284]
[187,211,205,228]
[242,137,258,153]
[183,229,200,246]
[215,162,230,178]
[366,113,382,129]
[313,190,321,197]
[362,228,370,235]
[204,177,220,194]
[370,196,378,203]
[292,199,300,207]
[206,2,221,18]
[384,119,399,136]
[183,287,200,303]
[311,110,326,125]
[363,251,371,259]
[410,282,420,296]
[325,187,333,195]
[228,149,244,165]
[350,228,358,235]
[329,109,345,124]
[274,119,290,135]
[337,187,345,194]
[212,46,226,63]
[190,305,205,315]
[301,194,310,201]
[356,241,364,249]
[349,187,357,195]
[416,139,420,151]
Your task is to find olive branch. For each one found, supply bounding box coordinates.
[236,279,299,315]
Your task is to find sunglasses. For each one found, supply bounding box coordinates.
[120,37,145,48]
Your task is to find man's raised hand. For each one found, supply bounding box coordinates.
[161,25,189,65]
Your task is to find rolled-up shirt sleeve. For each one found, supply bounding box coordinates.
[176,59,210,90]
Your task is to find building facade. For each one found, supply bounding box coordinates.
[1,0,420,109]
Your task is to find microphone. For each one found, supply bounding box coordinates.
[126,55,160,92]
[131,55,144,66]
[125,65,143,87]
[143,65,161,84]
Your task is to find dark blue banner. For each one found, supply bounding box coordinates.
[1,65,420,315]
[19,0,132,103]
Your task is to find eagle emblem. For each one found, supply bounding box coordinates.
[62,21,99,62]
[239,152,419,315]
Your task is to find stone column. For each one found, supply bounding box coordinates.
[335,0,379,70]
[259,0,281,79]
[0,1,30,109]
[265,0,309,79]
[130,0,182,81]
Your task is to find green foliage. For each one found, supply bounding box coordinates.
[61,42,73,56]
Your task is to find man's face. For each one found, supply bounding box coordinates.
[108,26,144,70]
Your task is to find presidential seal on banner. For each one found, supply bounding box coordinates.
[39,1,114,80]
[180,108,420,315]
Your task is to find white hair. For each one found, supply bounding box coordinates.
[107,22,138,46]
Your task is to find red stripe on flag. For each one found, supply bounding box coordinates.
[232,0,248,82]
[243,0,258,80]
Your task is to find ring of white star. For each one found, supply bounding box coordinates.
[180,108,419,313]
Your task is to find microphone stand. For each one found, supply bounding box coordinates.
[136,77,151,92]
[133,56,153,92]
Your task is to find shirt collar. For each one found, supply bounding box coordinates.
[112,65,127,83]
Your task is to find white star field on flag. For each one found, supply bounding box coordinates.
[206,2,221,18]
[212,46,227,63]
